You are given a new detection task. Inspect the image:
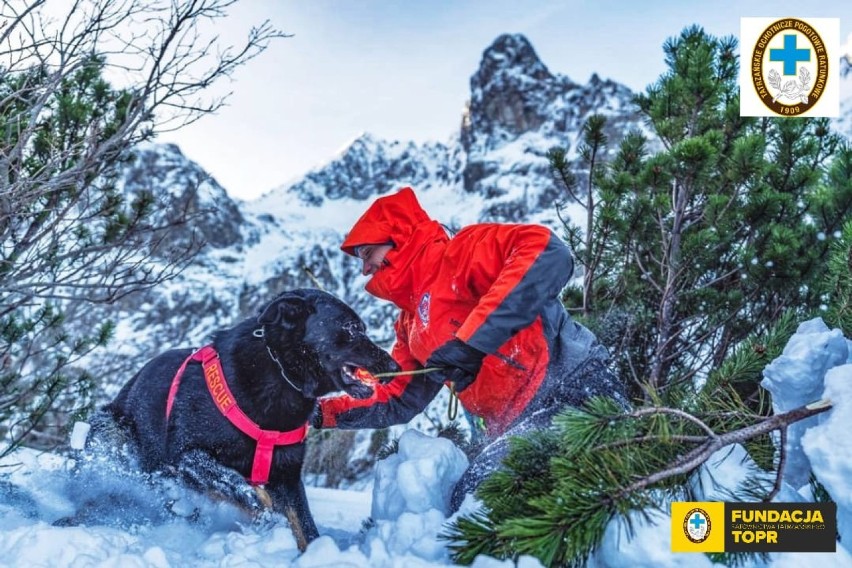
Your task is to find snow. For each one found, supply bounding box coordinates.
[592,509,714,568]
[372,430,468,520]
[69,422,91,451]
[802,363,852,547]
[2,318,851,567]
[0,432,516,567]
[761,318,849,490]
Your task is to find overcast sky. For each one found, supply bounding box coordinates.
[156,1,852,201]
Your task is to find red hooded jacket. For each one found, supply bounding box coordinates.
[319,187,600,436]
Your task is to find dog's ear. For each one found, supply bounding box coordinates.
[258,295,311,328]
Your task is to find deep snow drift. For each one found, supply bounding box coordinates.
[1,317,850,567]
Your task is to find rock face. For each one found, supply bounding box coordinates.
[456,34,644,219]
[463,34,561,150]
[120,143,245,250]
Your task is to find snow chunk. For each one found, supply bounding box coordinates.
[374,509,448,559]
[69,421,91,450]
[761,317,848,489]
[762,318,848,411]
[296,535,368,567]
[471,554,545,568]
[802,363,852,546]
[371,430,468,519]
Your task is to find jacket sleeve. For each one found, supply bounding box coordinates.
[455,225,574,354]
[318,313,442,429]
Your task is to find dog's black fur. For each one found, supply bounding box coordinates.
[86,289,398,549]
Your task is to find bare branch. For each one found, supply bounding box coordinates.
[622,405,718,438]
[594,434,708,452]
[765,426,788,502]
[0,0,284,452]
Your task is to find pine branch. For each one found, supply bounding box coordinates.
[611,400,832,501]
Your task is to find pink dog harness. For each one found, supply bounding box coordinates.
[165,345,308,485]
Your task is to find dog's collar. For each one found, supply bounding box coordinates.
[253,326,302,394]
[165,345,308,485]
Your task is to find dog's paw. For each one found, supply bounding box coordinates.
[222,481,270,515]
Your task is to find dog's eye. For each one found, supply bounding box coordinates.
[341,321,365,337]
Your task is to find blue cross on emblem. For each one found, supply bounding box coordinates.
[770,34,810,75]
[690,513,706,531]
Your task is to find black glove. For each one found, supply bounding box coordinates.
[425,338,487,391]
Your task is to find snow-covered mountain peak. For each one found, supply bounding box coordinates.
[252,131,456,212]
[121,142,244,250]
[473,33,555,89]
[463,34,572,154]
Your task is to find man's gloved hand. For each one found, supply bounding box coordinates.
[425,338,487,391]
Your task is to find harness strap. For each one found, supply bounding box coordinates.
[165,345,308,485]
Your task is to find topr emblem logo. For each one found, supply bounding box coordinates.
[418,293,430,325]
[741,17,840,117]
[683,507,712,544]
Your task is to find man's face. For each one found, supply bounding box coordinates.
[356,244,393,276]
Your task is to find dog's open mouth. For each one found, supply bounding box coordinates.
[340,364,380,399]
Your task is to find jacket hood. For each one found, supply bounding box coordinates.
[341,187,430,255]
[341,187,448,310]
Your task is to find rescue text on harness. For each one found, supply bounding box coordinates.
[165,345,308,485]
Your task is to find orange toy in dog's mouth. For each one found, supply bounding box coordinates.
[340,365,384,396]
[352,367,380,386]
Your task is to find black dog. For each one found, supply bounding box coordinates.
[86,289,398,550]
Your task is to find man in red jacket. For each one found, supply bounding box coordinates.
[315,187,628,509]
